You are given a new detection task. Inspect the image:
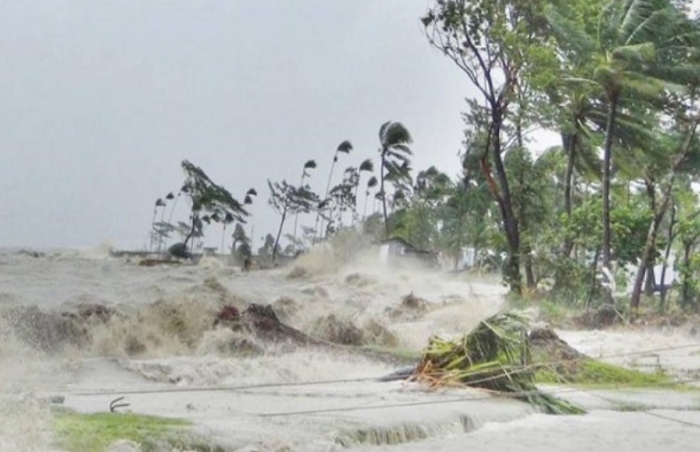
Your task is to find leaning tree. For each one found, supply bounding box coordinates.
[268,180,321,262]
[178,160,249,255]
[378,121,413,238]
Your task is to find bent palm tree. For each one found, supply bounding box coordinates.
[150,198,166,251]
[293,160,317,250]
[354,159,374,224]
[315,141,352,238]
[547,0,694,271]
[364,176,378,218]
[378,121,412,238]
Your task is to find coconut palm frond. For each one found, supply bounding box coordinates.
[612,41,656,63]
[618,0,655,39]
[304,159,317,170]
[337,140,353,154]
[359,158,374,172]
[380,121,412,148]
[651,63,700,87]
[390,143,413,156]
[387,150,411,164]
[625,8,673,46]
[412,312,585,415]
[543,4,597,56]
[155,198,166,207]
[367,176,378,188]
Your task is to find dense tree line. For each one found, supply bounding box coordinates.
[150,0,700,314]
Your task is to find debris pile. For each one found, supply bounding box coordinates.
[411,312,585,415]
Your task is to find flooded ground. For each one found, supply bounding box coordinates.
[1,247,700,451]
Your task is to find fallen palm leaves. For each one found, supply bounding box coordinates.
[410,312,585,415]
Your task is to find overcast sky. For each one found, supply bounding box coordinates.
[0,0,556,251]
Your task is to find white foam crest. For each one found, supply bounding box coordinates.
[0,319,59,451]
[122,348,396,387]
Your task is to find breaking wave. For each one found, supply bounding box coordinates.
[0,247,501,361]
[0,246,509,451]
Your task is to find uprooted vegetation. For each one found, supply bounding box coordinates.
[410,312,585,415]
[408,312,683,414]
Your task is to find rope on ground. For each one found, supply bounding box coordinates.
[536,358,700,430]
[70,376,381,396]
[256,376,700,418]
[644,411,700,429]
[68,340,700,397]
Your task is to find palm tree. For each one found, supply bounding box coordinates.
[547,0,693,272]
[315,140,352,237]
[150,198,166,251]
[378,121,412,238]
[353,159,374,224]
[156,192,175,251]
[220,189,255,253]
[364,176,378,218]
[293,160,316,250]
[244,188,257,205]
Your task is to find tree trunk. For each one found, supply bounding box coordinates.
[352,183,360,226]
[491,119,521,295]
[682,241,692,308]
[563,133,576,218]
[183,212,198,253]
[292,172,308,252]
[514,119,535,290]
[454,212,465,270]
[221,224,227,254]
[150,207,158,252]
[380,152,390,238]
[643,260,655,297]
[523,242,535,288]
[562,132,577,258]
[642,177,657,297]
[315,156,337,239]
[632,116,700,309]
[630,189,673,311]
[273,209,287,263]
[602,96,619,271]
[659,206,676,311]
[520,217,535,289]
[167,194,180,224]
[586,248,601,312]
[157,207,167,252]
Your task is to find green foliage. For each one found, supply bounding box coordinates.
[534,358,670,387]
[414,312,585,414]
[181,160,248,223]
[53,411,190,452]
[176,160,250,251]
[268,180,320,217]
[268,180,321,260]
[378,121,413,237]
[140,0,700,320]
